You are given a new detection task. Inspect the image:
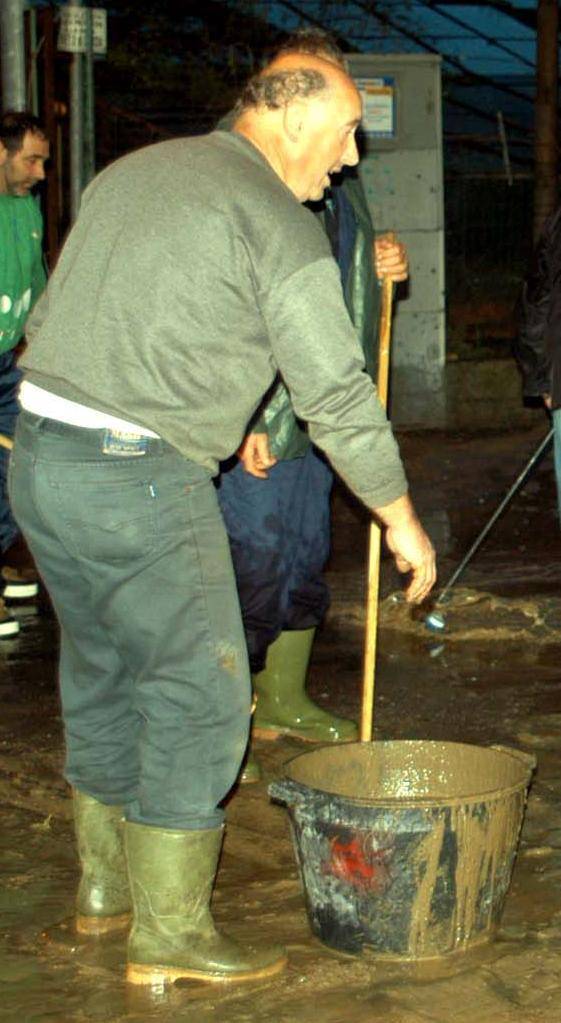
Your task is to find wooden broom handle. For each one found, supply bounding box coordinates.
[360,255,395,743]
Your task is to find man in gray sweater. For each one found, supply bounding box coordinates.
[10,55,436,986]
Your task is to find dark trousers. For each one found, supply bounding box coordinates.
[9,412,251,830]
[0,349,23,553]
[216,446,333,673]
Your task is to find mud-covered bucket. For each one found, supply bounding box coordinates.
[269,740,535,959]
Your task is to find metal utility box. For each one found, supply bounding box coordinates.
[347,54,445,428]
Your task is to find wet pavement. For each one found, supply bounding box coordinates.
[3,422,561,1021]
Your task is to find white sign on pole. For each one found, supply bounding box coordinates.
[58,7,107,55]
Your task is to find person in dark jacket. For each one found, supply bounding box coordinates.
[217,32,408,776]
[515,206,561,516]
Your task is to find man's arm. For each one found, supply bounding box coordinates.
[30,200,47,307]
[372,237,435,600]
[262,258,436,602]
[30,254,47,308]
[25,286,49,344]
[239,236,408,480]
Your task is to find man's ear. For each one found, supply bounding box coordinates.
[282,100,307,145]
[0,142,8,167]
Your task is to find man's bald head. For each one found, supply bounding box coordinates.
[234,54,362,203]
[267,52,345,77]
[238,52,351,114]
[270,27,346,69]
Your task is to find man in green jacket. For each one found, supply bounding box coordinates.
[217,34,408,772]
[0,111,49,636]
[11,55,435,985]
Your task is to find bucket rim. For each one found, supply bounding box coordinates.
[279,739,535,808]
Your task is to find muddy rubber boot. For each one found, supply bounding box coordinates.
[74,789,131,935]
[125,822,287,985]
[252,629,358,742]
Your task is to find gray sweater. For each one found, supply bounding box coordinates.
[23,130,406,510]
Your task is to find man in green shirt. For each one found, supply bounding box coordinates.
[0,111,48,636]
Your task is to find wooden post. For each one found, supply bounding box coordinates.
[360,274,394,743]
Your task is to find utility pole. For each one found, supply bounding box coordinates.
[534,0,558,242]
[83,8,96,187]
[41,7,61,265]
[0,0,26,111]
[60,0,103,219]
[68,0,84,223]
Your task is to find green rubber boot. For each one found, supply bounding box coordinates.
[252,629,358,743]
[73,789,131,935]
[239,748,262,784]
[124,823,287,985]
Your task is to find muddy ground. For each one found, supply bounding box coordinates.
[3,421,561,1022]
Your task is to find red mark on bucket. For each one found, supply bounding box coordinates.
[326,834,393,892]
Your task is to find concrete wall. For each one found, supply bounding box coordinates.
[348,53,446,429]
[398,357,542,432]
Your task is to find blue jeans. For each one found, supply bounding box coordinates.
[0,349,23,553]
[217,446,333,673]
[9,412,251,830]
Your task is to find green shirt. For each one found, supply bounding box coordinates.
[0,194,46,354]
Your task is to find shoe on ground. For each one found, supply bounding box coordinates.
[0,597,19,637]
[2,535,40,600]
[2,564,39,600]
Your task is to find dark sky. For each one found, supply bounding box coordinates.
[254,1,539,78]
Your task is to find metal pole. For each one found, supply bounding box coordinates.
[0,0,26,111]
[28,8,40,116]
[83,7,96,186]
[425,427,554,631]
[69,0,84,223]
[42,6,60,266]
[534,0,559,242]
[497,111,513,187]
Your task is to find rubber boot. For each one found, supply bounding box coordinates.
[240,748,262,784]
[73,789,131,935]
[124,822,287,985]
[252,629,358,742]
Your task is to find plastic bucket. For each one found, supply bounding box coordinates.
[269,740,535,959]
